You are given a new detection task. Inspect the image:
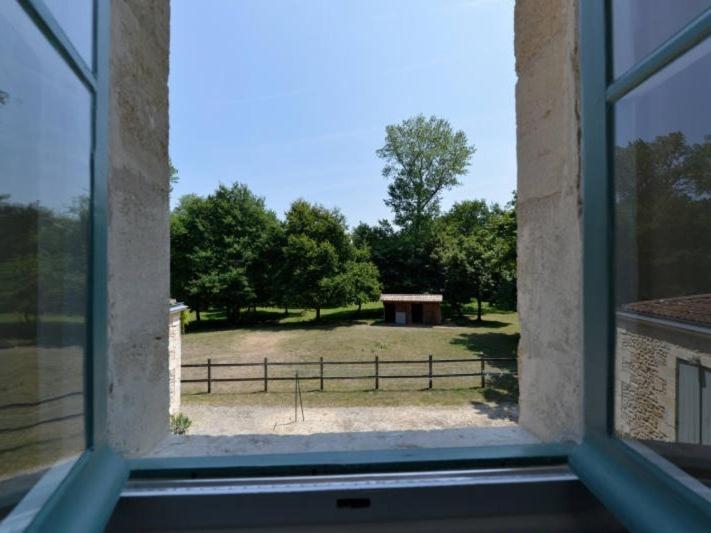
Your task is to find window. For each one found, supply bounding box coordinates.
[2,1,711,530]
[677,360,711,445]
[0,0,110,528]
[612,20,711,486]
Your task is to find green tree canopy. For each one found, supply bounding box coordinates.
[377,114,475,233]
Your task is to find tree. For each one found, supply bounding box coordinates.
[169,159,179,193]
[170,194,212,321]
[376,114,476,234]
[205,183,280,322]
[439,235,492,321]
[614,132,711,304]
[170,183,281,324]
[339,258,382,313]
[282,201,352,320]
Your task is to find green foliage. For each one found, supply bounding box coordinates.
[0,195,88,329]
[169,115,519,321]
[614,132,711,304]
[170,184,282,323]
[169,412,192,435]
[169,159,179,193]
[377,114,476,232]
[280,200,380,319]
[179,309,191,334]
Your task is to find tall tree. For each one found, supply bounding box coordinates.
[282,201,352,320]
[338,256,382,313]
[376,114,476,234]
[205,183,280,322]
[170,194,212,321]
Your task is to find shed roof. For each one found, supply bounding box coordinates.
[380,294,443,303]
[622,294,711,328]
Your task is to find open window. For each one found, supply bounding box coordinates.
[1,1,710,531]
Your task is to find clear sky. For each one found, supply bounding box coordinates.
[169,0,516,227]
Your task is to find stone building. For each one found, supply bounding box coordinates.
[168,301,187,415]
[615,294,711,444]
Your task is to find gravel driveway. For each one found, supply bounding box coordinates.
[150,403,537,456]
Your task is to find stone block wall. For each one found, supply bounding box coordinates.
[615,323,711,441]
[106,0,171,456]
[168,308,183,415]
[515,0,583,442]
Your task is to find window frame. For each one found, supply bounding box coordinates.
[10,1,711,530]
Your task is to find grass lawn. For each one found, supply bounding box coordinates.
[182,302,519,407]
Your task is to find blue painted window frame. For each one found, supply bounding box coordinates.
[7,1,711,531]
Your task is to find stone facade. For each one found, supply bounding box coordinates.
[515,0,583,442]
[106,0,171,456]
[615,315,711,442]
[168,304,187,416]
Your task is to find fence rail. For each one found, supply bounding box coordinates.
[181,356,516,393]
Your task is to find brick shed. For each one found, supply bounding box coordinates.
[380,294,442,325]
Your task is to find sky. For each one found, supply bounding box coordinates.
[169,0,516,227]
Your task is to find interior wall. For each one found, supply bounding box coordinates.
[514,0,583,442]
[106,0,171,455]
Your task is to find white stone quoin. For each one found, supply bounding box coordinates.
[169,301,188,415]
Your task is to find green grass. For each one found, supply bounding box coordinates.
[181,302,519,406]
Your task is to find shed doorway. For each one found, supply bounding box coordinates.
[412,303,423,324]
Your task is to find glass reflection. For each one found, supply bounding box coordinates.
[0,2,90,516]
[614,38,711,482]
[43,0,94,68]
[612,0,711,77]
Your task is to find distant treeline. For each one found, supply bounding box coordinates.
[170,115,517,322]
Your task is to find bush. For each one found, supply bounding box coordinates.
[179,309,191,333]
[170,412,192,435]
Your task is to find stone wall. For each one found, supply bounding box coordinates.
[106,0,171,456]
[615,320,711,441]
[168,308,183,415]
[514,0,583,442]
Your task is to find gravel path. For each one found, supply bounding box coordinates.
[151,403,537,456]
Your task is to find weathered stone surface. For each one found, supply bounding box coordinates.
[515,0,583,442]
[615,325,711,441]
[168,309,182,416]
[106,0,171,456]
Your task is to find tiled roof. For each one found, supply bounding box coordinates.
[622,294,711,328]
[380,294,443,303]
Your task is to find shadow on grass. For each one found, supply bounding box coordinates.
[449,331,520,360]
[186,307,383,334]
[441,317,510,329]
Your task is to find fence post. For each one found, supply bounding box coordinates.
[480,358,486,388]
[428,354,433,390]
[264,357,268,392]
[320,357,324,391]
[207,358,212,394]
[375,356,379,391]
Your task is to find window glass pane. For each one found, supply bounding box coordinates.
[0,1,90,517]
[612,0,711,77]
[614,38,711,484]
[43,0,94,68]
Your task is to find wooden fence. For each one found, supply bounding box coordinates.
[181,356,517,393]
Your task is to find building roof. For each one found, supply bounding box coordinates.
[622,294,711,328]
[170,301,188,313]
[380,294,443,303]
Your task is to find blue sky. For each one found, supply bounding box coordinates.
[169,0,516,227]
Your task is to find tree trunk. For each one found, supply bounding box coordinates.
[228,306,241,324]
[315,307,321,321]
[195,308,201,322]
[476,287,483,322]
[357,302,362,313]
[284,306,288,315]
